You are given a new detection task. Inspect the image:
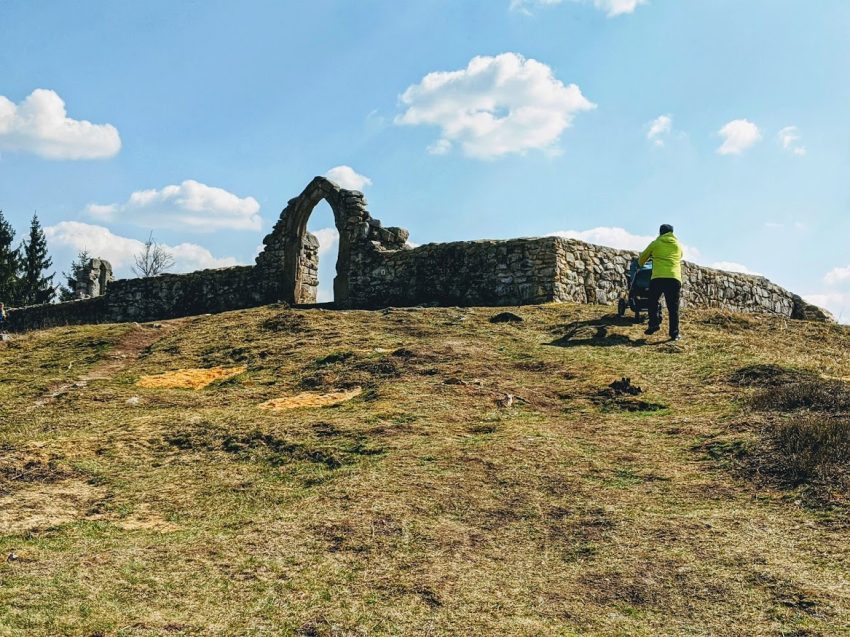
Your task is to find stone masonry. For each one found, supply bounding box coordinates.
[73,258,114,300]
[4,176,833,331]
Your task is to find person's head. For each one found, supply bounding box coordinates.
[659,224,674,236]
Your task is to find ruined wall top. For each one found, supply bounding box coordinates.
[2,176,835,330]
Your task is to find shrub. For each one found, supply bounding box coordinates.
[751,380,850,413]
[765,417,850,488]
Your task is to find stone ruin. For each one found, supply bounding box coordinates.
[4,176,833,331]
[72,258,114,300]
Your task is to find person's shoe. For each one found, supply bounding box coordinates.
[670,334,682,341]
[644,326,660,335]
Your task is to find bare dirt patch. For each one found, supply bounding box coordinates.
[0,479,103,535]
[33,321,185,407]
[90,502,180,533]
[137,365,246,390]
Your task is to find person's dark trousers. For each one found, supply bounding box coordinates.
[648,278,681,338]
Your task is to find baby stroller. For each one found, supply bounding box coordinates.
[617,259,662,323]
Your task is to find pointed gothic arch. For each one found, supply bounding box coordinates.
[256,177,370,306]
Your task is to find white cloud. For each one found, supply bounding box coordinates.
[647,114,672,147]
[778,126,806,156]
[396,52,595,159]
[710,261,762,276]
[804,293,849,324]
[717,119,762,155]
[44,221,240,279]
[325,166,372,191]
[311,227,339,258]
[85,180,261,231]
[549,226,701,261]
[308,226,340,304]
[0,89,121,160]
[593,0,647,16]
[427,139,453,155]
[802,264,850,324]
[825,265,850,286]
[510,0,646,17]
[764,220,807,231]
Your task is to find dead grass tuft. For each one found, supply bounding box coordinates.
[699,311,754,331]
[260,310,308,333]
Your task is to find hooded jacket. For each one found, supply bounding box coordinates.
[638,232,683,281]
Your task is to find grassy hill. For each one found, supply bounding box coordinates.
[1,303,849,636]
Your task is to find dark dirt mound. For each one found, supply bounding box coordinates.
[605,377,642,397]
[261,311,308,333]
[730,364,816,387]
[751,379,850,413]
[0,454,72,495]
[489,312,523,324]
[165,426,384,472]
[593,378,664,412]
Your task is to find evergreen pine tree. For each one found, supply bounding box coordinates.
[20,213,55,305]
[59,249,92,302]
[0,210,21,307]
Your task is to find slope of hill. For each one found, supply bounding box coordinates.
[1,304,849,636]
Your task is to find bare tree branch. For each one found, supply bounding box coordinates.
[132,232,175,278]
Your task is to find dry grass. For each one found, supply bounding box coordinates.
[0,304,849,635]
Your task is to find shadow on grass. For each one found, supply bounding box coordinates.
[546,314,666,349]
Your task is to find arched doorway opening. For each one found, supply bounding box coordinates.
[305,199,339,304]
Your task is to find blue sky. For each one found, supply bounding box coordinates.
[1,0,848,319]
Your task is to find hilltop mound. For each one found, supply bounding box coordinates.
[1,304,849,636]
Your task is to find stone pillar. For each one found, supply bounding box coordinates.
[296,232,320,304]
[74,259,114,299]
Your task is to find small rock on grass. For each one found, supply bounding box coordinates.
[126,396,141,406]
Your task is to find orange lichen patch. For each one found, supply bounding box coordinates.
[260,387,363,411]
[136,366,247,390]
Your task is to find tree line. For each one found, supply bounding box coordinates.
[0,210,177,309]
[0,210,55,307]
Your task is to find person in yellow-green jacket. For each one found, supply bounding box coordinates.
[638,224,683,341]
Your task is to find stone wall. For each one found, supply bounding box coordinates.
[2,176,832,332]
[346,234,829,320]
[548,238,815,317]
[6,296,109,331]
[6,265,261,331]
[347,237,559,308]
